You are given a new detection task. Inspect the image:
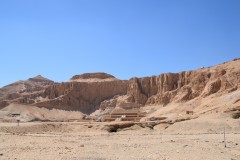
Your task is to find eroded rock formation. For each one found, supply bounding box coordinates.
[0,59,240,114]
[0,75,54,109]
[35,80,128,114]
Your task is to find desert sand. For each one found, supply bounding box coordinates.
[0,117,240,160]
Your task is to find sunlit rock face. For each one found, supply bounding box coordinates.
[0,59,240,114]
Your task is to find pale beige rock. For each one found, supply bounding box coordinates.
[0,59,240,116]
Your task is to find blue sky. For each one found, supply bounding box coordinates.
[0,0,239,87]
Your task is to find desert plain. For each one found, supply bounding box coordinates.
[0,113,240,160]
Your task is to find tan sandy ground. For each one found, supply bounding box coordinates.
[0,121,240,160]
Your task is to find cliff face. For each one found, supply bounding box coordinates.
[0,59,239,114]
[35,80,129,114]
[99,59,240,109]
[154,63,236,101]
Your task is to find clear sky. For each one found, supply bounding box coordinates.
[0,0,239,87]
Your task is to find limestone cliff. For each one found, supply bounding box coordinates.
[99,59,240,109]
[0,59,239,114]
[34,80,128,114]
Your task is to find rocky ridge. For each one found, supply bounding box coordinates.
[0,59,239,115]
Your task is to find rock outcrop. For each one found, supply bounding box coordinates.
[0,75,54,109]
[69,72,118,82]
[34,80,129,114]
[0,59,240,114]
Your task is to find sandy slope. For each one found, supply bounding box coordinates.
[0,104,83,122]
[140,89,240,123]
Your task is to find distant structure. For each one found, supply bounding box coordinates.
[102,109,146,122]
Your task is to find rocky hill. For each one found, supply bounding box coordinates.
[0,59,240,116]
[69,72,118,82]
[0,75,54,109]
